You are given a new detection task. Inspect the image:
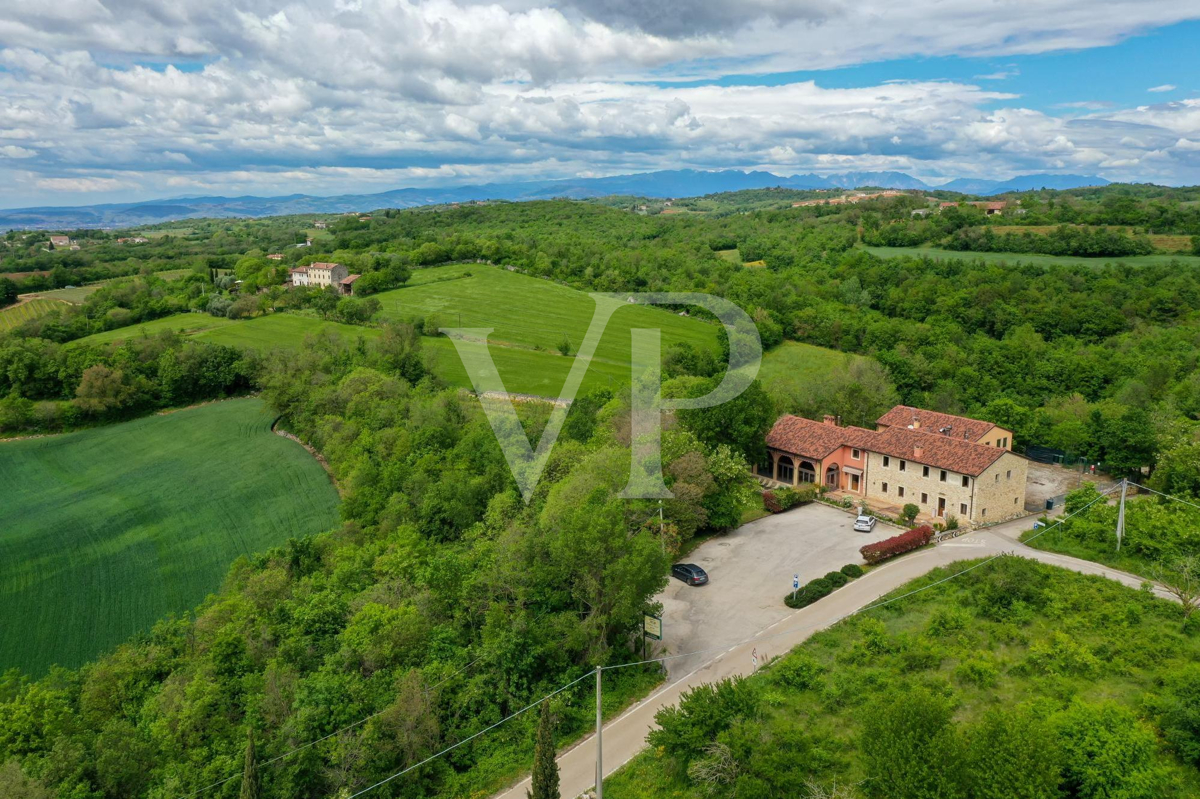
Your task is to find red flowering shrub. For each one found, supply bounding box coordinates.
[859,525,934,565]
[762,490,783,513]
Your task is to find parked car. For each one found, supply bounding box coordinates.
[853,514,877,532]
[671,563,709,586]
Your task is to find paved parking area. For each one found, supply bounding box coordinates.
[654,503,897,677]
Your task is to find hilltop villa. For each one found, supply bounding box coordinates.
[289,262,362,295]
[760,405,1026,525]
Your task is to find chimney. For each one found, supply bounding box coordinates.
[911,416,920,429]
[914,445,924,459]
[823,414,838,426]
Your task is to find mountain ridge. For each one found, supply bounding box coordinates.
[0,169,1111,229]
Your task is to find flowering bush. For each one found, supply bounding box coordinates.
[860,525,934,565]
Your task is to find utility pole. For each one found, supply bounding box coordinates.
[595,668,603,799]
[1116,477,1128,552]
[659,500,665,554]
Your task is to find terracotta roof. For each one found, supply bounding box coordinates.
[768,412,1009,477]
[289,266,307,273]
[875,405,997,442]
[308,261,340,270]
[766,416,876,460]
[340,274,361,284]
[871,426,1007,477]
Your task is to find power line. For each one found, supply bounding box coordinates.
[175,657,483,799]
[346,669,598,799]
[346,485,1122,799]
[182,483,1122,799]
[1128,481,1200,513]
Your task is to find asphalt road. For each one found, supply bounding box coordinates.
[493,508,1165,799]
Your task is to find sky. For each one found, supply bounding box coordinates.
[1,1,1199,208]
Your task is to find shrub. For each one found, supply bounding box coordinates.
[771,655,824,690]
[824,571,849,588]
[763,485,817,513]
[840,563,865,579]
[762,490,782,513]
[901,502,920,525]
[785,577,836,608]
[859,525,934,565]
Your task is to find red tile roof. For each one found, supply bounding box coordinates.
[871,426,1006,476]
[340,274,361,284]
[769,411,1009,477]
[766,416,876,460]
[875,405,998,442]
[289,266,307,273]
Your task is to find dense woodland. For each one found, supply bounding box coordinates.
[3,187,1200,797]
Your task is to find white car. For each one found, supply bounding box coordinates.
[853,515,877,532]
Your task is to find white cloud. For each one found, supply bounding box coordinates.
[0,1,1199,204]
[1148,84,1177,92]
[35,176,131,192]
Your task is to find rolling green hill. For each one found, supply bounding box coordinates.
[0,398,340,675]
[72,264,723,398]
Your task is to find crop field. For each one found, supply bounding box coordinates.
[864,245,1200,268]
[0,298,66,331]
[0,398,340,676]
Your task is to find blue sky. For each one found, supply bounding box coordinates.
[1,1,1198,207]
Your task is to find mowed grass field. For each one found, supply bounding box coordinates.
[0,298,67,331]
[0,398,340,676]
[864,245,1200,268]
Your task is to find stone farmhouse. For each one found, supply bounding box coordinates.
[760,405,1026,525]
[289,262,362,295]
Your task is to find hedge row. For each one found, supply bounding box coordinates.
[859,525,934,565]
[784,563,865,609]
[762,484,818,513]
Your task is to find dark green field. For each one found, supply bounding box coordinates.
[0,398,340,676]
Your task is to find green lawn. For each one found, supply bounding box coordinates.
[0,398,340,676]
[0,298,66,331]
[864,245,1200,268]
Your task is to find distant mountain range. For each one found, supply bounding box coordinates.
[0,169,1111,230]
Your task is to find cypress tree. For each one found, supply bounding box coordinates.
[528,701,560,799]
[239,727,259,799]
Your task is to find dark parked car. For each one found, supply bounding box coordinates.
[672,563,709,586]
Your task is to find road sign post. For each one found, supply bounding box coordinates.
[643,613,662,660]
[792,573,799,601]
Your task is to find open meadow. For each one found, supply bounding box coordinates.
[0,398,340,676]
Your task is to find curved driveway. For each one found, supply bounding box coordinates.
[495,506,1162,799]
